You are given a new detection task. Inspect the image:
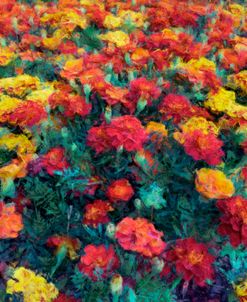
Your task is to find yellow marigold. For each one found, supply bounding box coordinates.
[234,278,247,301]
[174,117,219,144]
[205,87,247,119]
[0,75,40,97]
[118,10,146,27]
[42,29,69,51]
[0,133,36,155]
[60,11,88,32]
[0,46,16,66]
[178,57,216,73]
[146,121,168,137]
[0,96,21,122]
[195,168,235,199]
[103,14,122,29]
[228,4,246,28]
[162,28,179,41]
[26,84,56,106]
[228,70,247,94]
[99,31,130,47]
[80,0,105,10]
[6,267,58,302]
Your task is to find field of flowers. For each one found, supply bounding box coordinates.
[0,0,246,301]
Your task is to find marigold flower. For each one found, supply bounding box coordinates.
[166,238,215,286]
[0,46,16,66]
[0,202,23,239]
[7,100,47,127]
[234,277,247,302]
[41,147,70,176]
[49,92,92,118]
[177,57,221,90]
[128,77,161,106]
[0,74,40,97]
[115,217,166,257]
[47,235,81,260]
[78,244,119,281]
[0,133,36,155]
[205,88,240,117]
[83,199,113,227]
[195,168,235,199]
[228,70,247,95]
[146,121,168,138]
[99,30,130,47]
[6,267,58,302]
[87,115,148,153]
[217,196,247,247]
[107,179,134,203]
[103,14,122,29]
[60,58,84,80]
[182,130,224,165]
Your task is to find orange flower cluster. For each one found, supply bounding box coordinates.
[0,202,23,239]
[115,217,166,257]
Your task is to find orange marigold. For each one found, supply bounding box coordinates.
[115,217,166,257]
[195,168,235,199]
[0,202,23,239]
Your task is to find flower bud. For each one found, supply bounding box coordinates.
[151,257,164,273]
[134,198,142,210]
[110,274,123,296]
[106,222,116,239]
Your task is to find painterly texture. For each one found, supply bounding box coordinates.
[0,0,246,301]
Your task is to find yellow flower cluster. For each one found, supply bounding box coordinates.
[234,278,247,301]
[0,74,40,97]
[7,267,58,302]
[177,57,216,73]
[103,10,145,29]
[205,87,247,119]
[0,46,16,66]
[0,133,36,155]
[228,70,247,94]
[99,30,130,47]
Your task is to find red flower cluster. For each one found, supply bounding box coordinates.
[183,130,224,165]
[83,199,113,227]
[41,147,70,176]
[49,92,92,118]
[78,244,119,281]
[159,94,211,124]
[115,217,166,257]
[106,179,134,203]
[166,238,215,286]
[8,101,47,127]
[217,196,247,247]
[87,115,148,153]
[127,77,161,106]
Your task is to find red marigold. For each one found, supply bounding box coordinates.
[8,100,47,127]
[106,179,134,203]
[159,94,212,124]
[127,77,161,106]
[83,199,113,227]
[115,217,166,257]
[0,202,23,239]
[159,94,192,124]
[53,293,79,302]
[87,116,148,153]
[217,196,247,247]
[49,92,92,118]
[183,130,224,165]
[42,147,70,176]
[166,238,215,286]
[78,244,119,281]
